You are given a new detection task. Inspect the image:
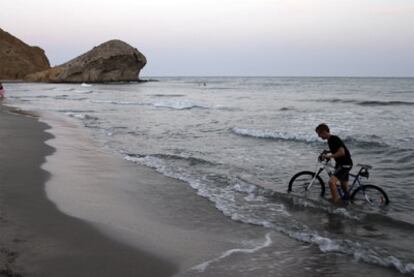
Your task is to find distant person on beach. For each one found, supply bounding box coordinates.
[315,123,353,203]
[0,83,5,100]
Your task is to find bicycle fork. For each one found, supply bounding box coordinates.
[306,167,324,191]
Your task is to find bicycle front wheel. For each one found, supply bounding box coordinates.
[350,185,389,207]
[288,171,325,199]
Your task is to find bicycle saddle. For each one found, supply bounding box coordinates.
[357,163,372,169]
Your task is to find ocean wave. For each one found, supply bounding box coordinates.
[192,233,273,272]
[69,97,88,101]
[124,154,288,227]
[58,109,96,113]
[359,100,414,106]
[81,83,93,87]
[280,194,361,220]
[151,94,186,97]
[125,153,217,166]
[312,98,414,107]
[205,87,233,90]
[54,95,69,99]
[287,230,414,273]
[64,112,98,120]
[343,136,389,148]
[231,127,321,143]
[279,107,296,111]
[216,106,243,112]
[74,89,93,94]
[91,100,145,105]
[90,99,211,110]
[152,99,210,110]
[231,127,389,148]
[10,95,50,100]
[124,153,414,274]
[390,90,414,94]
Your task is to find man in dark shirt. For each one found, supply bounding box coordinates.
[315,123,353,203]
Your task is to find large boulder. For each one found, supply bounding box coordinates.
[26,40,147,83]
[0,28,50,80]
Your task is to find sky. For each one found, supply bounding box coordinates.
[1,0,414,76]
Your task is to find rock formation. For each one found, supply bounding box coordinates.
[0,28,50,80]
[26,40,147,83]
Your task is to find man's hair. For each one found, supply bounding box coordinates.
[315,123,330,133]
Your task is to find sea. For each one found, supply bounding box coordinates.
[4,77,414,276]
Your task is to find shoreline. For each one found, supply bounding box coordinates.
[36,107,252,270]
[0,104,177,276]
[0,103,255,276]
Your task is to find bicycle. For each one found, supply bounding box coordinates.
[287,152,389,207]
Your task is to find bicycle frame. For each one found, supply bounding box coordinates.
[307,160,368,201]
[306,160,332,191]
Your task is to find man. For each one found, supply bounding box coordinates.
[315,123,353,203]
[0,82,5,100]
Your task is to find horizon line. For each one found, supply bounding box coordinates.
[141,75,414,79]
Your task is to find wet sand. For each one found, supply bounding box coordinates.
[0,105,177,276]
[0,104,253,276]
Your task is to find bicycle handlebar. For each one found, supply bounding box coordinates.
[316,151,372,178]
[318,150,330,162]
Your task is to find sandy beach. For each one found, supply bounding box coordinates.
[0,105,178,276]
[0,103,258,277]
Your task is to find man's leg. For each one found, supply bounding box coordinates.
[338,167,351,199]
[328,175,340,203]
[341,181,349,198]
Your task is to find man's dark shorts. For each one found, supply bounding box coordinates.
[334,165,352,182]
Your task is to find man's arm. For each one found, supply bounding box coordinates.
[327,147,345,159]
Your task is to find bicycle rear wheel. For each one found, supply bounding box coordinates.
[288,171,325,199]
[350,185,389,207]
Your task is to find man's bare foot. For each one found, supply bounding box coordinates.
[330,198,341,204]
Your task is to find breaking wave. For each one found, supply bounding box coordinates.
[231,127,389,148]
[90,99,210,110]
[152,99,210,110]
[64,112,99,120]
[231,127,322,143]
[192,233,273,272]
[124,153,414,274]
[313,98,414,107]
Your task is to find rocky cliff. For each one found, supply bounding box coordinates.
[0,28,50,80]
[26,40,147,83]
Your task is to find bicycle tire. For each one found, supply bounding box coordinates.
[350,184,389,207]
[288,171,326,198]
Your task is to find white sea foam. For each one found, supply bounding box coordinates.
[290,196,361,220]
[232,127,321,143]
[91,100,144,105]
[124,154,414,274]
[192,233,273,272]
[232,126,385,155]
[331,207,360,220]
[152,99,210,110]
[81,83,92,87]
[74,89,93,94]
[286,229,414,273]
[124,154,288,228]
[90,99,210,110]
[64,112,98,120]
